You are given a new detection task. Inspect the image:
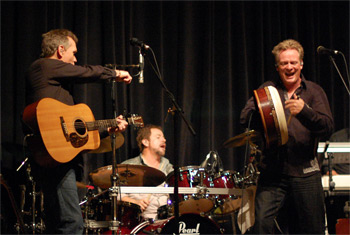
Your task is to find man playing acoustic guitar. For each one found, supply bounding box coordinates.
[24,29,132,234]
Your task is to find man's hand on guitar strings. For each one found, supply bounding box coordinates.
[108,115,128,134]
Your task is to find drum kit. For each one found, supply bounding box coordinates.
[79,130,262,235]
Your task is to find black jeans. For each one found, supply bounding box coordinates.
[252,172,325,234]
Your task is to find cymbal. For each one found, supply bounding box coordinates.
[89,164,166,189]
[89,132,124,154]
[222,130,261,148]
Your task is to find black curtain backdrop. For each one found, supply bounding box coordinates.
[1,1,349,188]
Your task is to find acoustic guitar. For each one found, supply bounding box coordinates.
[22,98,144,167]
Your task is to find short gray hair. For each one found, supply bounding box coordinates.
[40,29,78,57]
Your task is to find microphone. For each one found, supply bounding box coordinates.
[130,38,148,83]
[139,51,144,83]
[317,46,339,55]
[130,38,150,51]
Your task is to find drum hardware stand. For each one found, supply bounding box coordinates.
[16,160,45,234]
[81,186,94,234]
[1,174,28,234]
[80,188,112,234]
[197,168,209,197]
[196,185,209,198]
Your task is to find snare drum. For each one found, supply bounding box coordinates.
[166,166,214,214]
[212,171,243,215]
[83,197,142,230]
[131,213,222,234]
[98,200,141,229]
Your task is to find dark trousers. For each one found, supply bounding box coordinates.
[33,162,84,234]
[42,168,84,234]
[252,172,325,234]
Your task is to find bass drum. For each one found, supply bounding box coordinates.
[131,213,222,234]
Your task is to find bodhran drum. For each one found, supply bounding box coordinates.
[131,213,222,234]
[253,86,288,148]
[212,170,243,215]
[166,166,214,214]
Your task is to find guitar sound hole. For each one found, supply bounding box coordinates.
[74,119,87,136]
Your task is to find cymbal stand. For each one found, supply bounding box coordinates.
[244,143,260,186]
[29,164,36,234]
[28,164,45,234]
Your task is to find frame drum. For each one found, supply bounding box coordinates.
[253,86,288,148]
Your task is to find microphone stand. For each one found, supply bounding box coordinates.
[143,46,196,234]
[328,55,350,95]
[109,79,121,235]
[327,52,350,153]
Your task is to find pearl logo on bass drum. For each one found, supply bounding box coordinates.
[129,213,222,234]
[178,221,200,234]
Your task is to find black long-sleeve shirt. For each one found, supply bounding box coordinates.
[240,75,334,177]
[26,58,116,105]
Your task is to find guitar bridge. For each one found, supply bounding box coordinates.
[60,117,70,142]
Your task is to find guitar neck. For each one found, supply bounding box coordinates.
[86,119,117,131]
[86,116,143,131]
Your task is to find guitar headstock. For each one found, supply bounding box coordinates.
[127,114,144,129]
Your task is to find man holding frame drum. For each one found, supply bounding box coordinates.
[240,39,334,234]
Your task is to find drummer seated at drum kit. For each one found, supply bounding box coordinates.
[120,124,174,220]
